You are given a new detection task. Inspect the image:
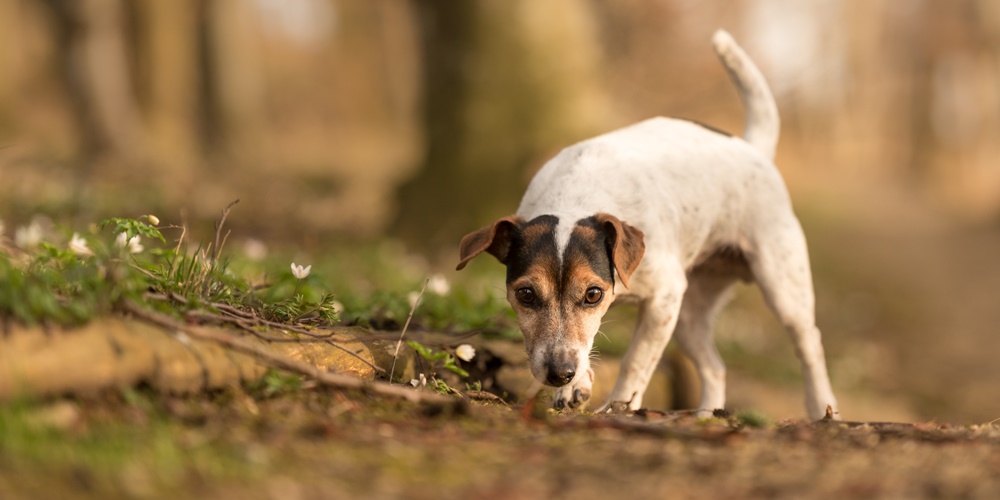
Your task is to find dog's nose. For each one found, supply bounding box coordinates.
[545,366,576,386]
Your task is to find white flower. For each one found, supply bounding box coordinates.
[243,238,268,261]
[427,273,451,295]
[407,291,420,308]
[115,232,144,254]
[145,214,160,226]
[455,344,476,362]
[290,262,311,280]
[15,221,42,249]
[69,233,93,257]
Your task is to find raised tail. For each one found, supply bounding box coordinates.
[712,30,780,161]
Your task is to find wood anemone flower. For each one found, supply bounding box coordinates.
[69,233,93,257]
[455,344,476,362]
[291,263,312,280]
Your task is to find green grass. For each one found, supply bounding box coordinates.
[735,409,771,428]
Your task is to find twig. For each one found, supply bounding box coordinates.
[184,308,345,342]
[173,210,189,257]
[144,295,385,374]
[188,315,385,375]
[143,292,338,340]
[178,310,385,374]
[212,302,255,319]
[389,279,428,383]
[464,390,508,404]
[325,340,386,374]
[212,199,239,262]
[248,316,337,339]
[187,310,386,373]
[123,300,454,407]
[166,210,191,282]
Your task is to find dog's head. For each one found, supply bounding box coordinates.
[456,213,644,388]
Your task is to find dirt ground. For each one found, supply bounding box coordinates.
[3,389,999,500]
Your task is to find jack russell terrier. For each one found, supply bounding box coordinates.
[456,30,839,420]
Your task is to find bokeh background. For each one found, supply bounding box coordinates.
[1,0,999,423]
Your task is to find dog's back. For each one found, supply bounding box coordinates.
[517,29,790,284]
[516,118,789,282]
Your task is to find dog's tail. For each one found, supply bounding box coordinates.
[712,30,780,160]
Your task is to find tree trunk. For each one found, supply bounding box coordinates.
[38,0,147,165]
[131,0,200,176]
[392,0,611,253]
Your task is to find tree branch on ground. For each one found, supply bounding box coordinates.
[122,300,459,409]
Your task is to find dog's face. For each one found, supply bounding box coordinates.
[457,213,644,388]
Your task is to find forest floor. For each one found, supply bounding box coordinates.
[3,373,1000,500]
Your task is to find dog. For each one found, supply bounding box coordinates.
[456,30,839,420]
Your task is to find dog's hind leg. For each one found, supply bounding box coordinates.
[747,219,839,420]
[673,272,739,417]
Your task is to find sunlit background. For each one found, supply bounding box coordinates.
[1,0,999,423]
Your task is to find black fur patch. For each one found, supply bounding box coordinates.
[505,215,560,285]
[688,119,734,138]
[505,215,616,303]
[564,216,614,289]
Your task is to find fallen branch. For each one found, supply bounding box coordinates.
[144,292,339,340]
[122,300,457,408]
[180,309,385,374]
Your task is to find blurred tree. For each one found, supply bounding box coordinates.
[0,1,17,123]
[200,0,267,161]
[37,0,147,166]
[392,0,612,253]
[131,0,200,174]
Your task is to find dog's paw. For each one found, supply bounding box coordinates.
[552,368,594,410]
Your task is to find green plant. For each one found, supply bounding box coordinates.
[99,216,166,244]
[1,209,522,344]
[0,211,340,330]
[407,341,469,378]
[735,409,771,429]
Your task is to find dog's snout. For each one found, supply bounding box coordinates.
[545,365,576,387]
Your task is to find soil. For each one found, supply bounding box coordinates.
[3,389,999,500]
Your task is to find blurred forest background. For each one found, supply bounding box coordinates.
[1,0,999,423]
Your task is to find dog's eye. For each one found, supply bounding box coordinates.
[515,287,536,305]
[584,287,604,305]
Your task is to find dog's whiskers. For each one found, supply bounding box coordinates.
[597,329,610,343]
[588,346,601,364]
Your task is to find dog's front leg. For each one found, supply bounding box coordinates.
[601,270,687,412]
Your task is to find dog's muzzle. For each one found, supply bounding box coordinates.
[543,351,578,386]
[545,365,575,386]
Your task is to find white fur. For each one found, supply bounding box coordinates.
[513,30,838,420]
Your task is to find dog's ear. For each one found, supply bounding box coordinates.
[595,213,645,289]
[456,216,523,270]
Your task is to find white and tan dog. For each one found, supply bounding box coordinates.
[456,30,839,420]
